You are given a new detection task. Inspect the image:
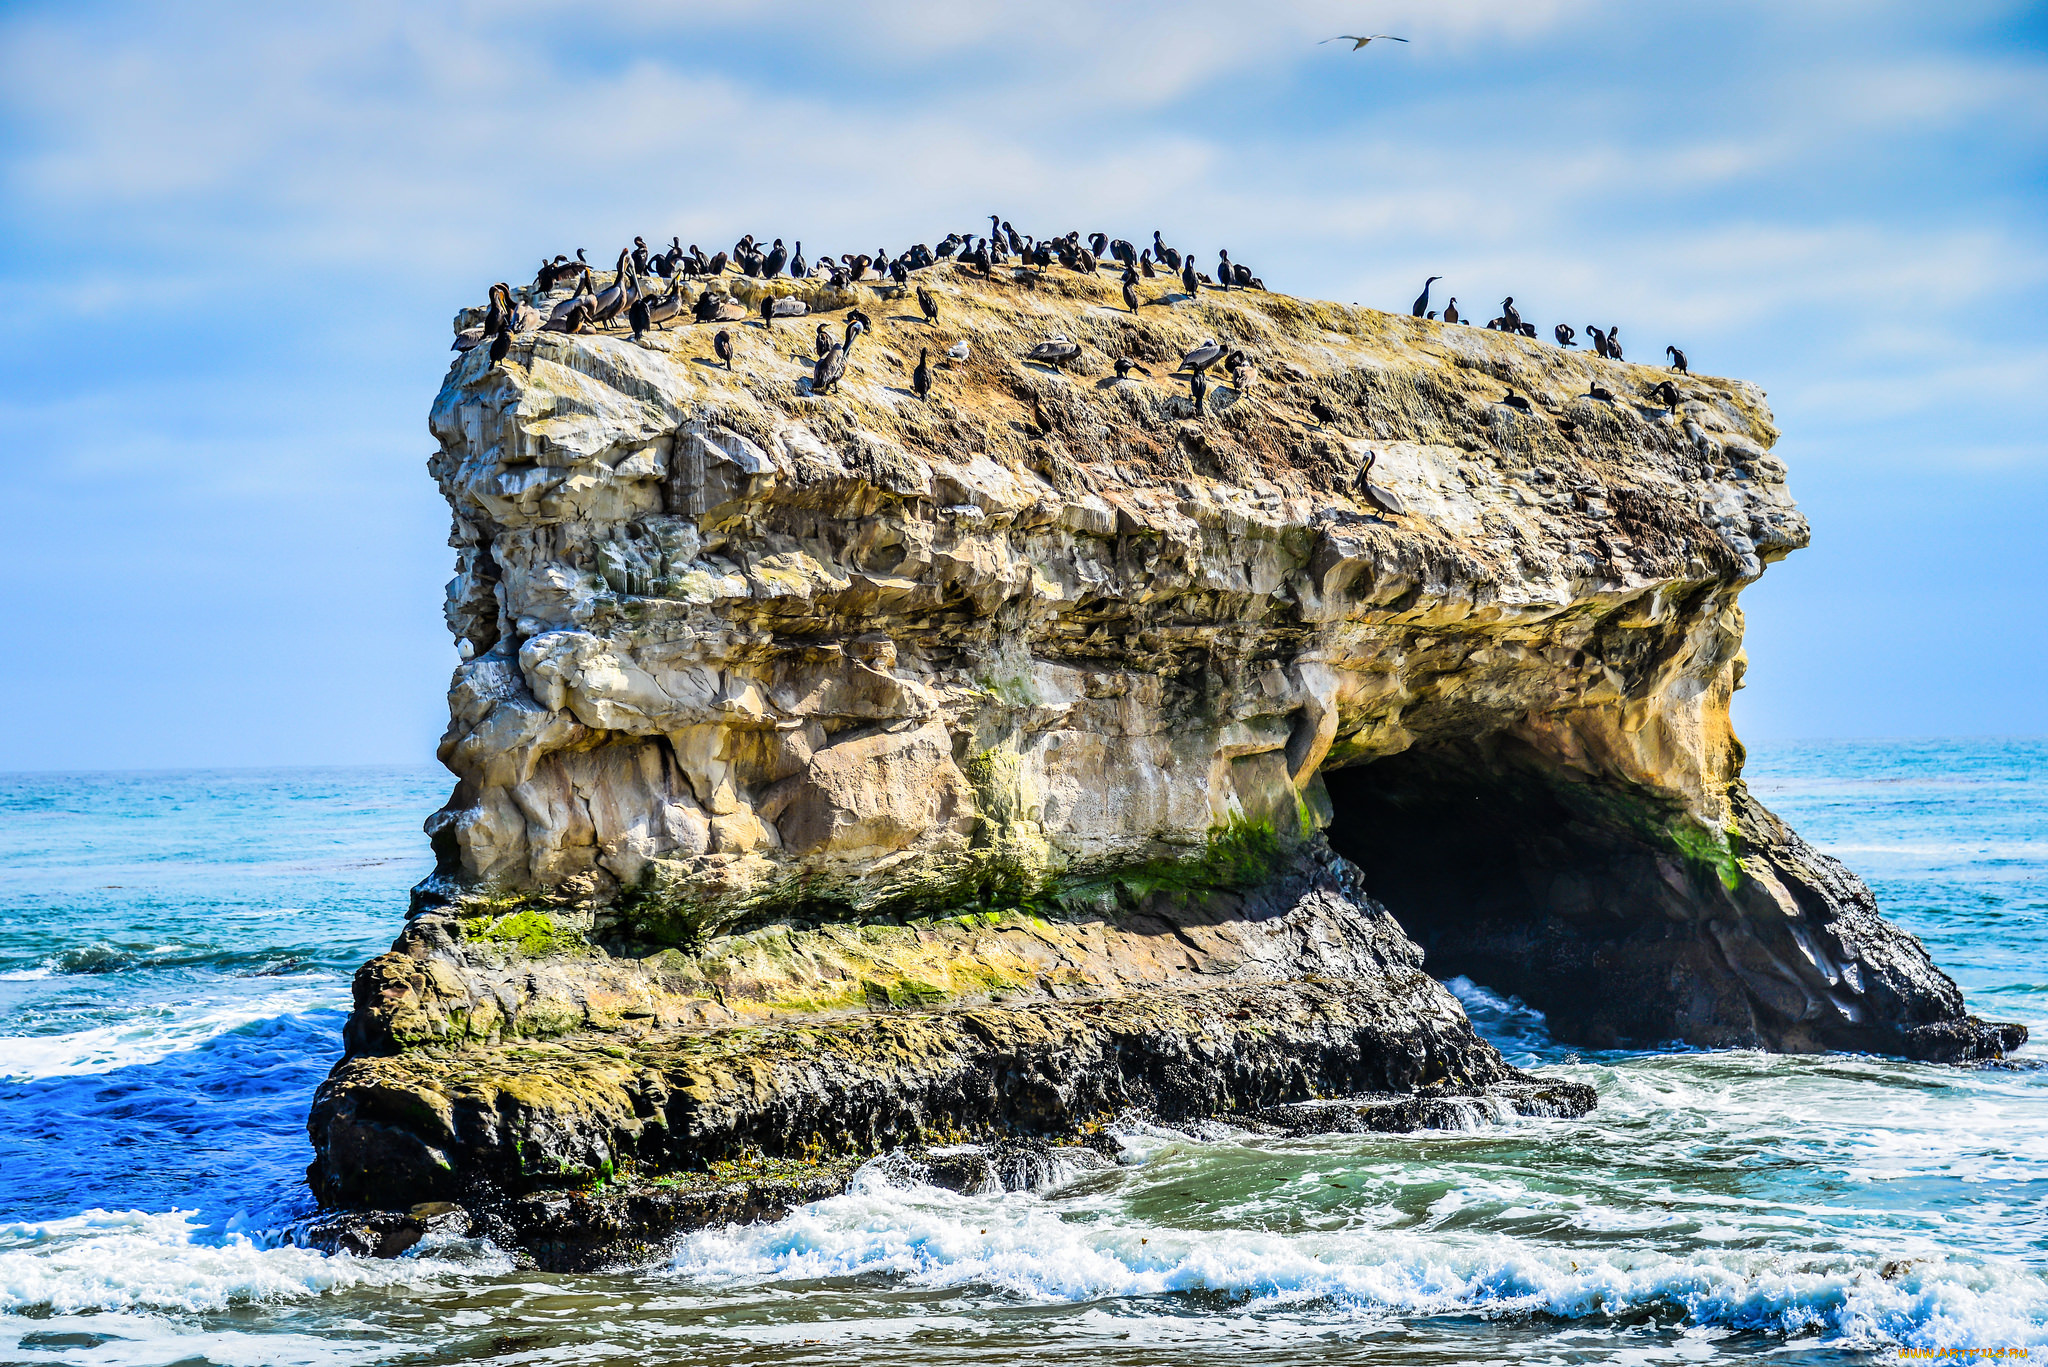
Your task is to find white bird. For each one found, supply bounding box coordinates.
[1321,34,1407,49]
[947,340,970,362]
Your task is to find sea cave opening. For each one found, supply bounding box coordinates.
[1319,738,1707,1048]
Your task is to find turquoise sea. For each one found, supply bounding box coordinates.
[1,741,2044,1364]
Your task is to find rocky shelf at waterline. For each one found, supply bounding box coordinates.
[307,255,2021,1261]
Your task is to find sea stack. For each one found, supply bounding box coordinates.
[306,259,2023,1269]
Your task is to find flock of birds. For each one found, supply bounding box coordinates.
[455,217,1698,521]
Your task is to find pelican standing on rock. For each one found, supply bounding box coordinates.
[1357,451,1406,518]
[1180,337,1224,373]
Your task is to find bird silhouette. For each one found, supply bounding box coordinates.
[1321,34,1408,49]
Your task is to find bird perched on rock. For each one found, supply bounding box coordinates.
[1032,395,1054,436]
[1216,250,1235,292]
[488,318,513,367]
[1652,379,1682,408]
[1356,451,1406,518]
[812,343,846,395]
[1500,297,1522,333]
[1443,297,1460,325]
[1181,257,1199,298]
[947,339,970,363]
[844,317,868,353]
[1587,382,1615,402]
[1555,324,1577,347]
[1605,327,1624,361]
[913,348,933,402]
[1321,33,1408,49]
[630,296,653,343]
[1179,337,1224,373]
[815,323,835,359]
[917,286,939,326]
[1587,326,1611,359]
[1309,395,1338,427]
[714,329,733,369]
[1114,357,1149,380]
[1122,276,1140,314]
[1666,345,1688,373]
[1139,252,1156,279]
[1227,350,1257,392]
[1026,335,1081,367]
[1500,388,1532,412]
[1412,277,1440,318]
[1189,368,1208,413]
[790,242,807,279]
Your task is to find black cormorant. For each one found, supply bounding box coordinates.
[1412,277,1440,318]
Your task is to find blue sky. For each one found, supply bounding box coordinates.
[1,0,2043,771]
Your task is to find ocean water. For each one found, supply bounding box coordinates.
[0,742,2043,1365]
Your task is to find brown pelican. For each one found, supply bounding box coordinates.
[1179,338,1224,373]
[1357,451,1406,517]
[1026,335,1081,367]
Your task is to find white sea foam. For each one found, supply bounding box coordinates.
[0,967,52,982]
[0,984,337,1081]
[0,1209,499,1318]
[666,1174,2048,1349]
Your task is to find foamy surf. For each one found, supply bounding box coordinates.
[0,983,337,1081]
[667,1166,2048,1349]
[0,1209,504,1318]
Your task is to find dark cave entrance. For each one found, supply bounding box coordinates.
[1320,739,1716,1048]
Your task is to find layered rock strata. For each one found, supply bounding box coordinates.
[309,257,2019,1261]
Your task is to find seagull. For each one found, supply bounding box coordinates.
[1321,34,1408,49]
[947,339,970,362]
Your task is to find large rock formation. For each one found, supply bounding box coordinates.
[308,258,2020,1261]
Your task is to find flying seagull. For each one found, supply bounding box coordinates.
[1321,34,1408,49]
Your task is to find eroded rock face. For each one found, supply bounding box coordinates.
[307,260,2016,1255]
